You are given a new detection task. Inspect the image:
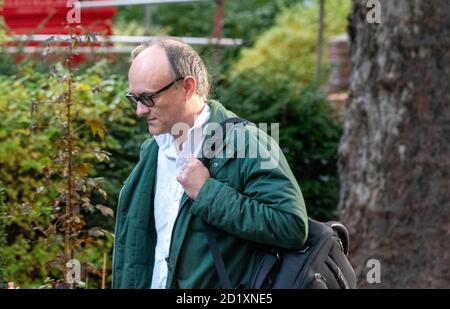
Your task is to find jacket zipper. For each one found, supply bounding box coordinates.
[111,184,125,288]
[165,192,193,288]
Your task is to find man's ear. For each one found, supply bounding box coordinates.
[183,76,197,100]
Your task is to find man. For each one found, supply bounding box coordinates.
[112,38,308,289]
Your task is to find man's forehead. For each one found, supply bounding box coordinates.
[128,46,172,91]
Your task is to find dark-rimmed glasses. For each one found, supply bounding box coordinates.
[125,76,184,108]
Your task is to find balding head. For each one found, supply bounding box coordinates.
[127,38,208,136]
[131,38,210,100]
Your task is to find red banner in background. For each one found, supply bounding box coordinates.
[1,0,116,35]
[0,0,117,63]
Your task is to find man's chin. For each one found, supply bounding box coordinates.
[148,128,158,136]
[148,126,167,136]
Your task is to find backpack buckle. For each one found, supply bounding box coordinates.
[269,248,282,261]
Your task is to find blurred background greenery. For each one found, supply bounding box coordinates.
[0,0,350,288]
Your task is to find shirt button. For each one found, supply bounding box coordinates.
[213,162,218,168]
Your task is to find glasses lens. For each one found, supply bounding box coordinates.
[139,96,154,107]
[126,93,155,108]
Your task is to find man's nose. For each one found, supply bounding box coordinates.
[136,102,151,117]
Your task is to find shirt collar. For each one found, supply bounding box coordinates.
[154,104,211,160]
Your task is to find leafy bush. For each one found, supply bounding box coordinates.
[0,59,147,288]
[231,0,351,86]
[0,181,7,288]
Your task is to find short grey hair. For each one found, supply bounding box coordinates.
[131,37,210,99]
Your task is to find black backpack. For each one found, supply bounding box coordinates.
[246,218,356,289]
[200,118,357,289]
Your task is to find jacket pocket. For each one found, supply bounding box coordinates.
[131,219,154,265]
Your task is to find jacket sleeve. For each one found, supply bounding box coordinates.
[189,126,308,250]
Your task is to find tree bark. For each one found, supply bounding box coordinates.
[339,0,450,288]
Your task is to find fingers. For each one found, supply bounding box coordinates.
[176,154,210,199]
[183,154,200,171]
[177,153,206,184]
[177,159,191,183]
[186,153,196,163]
[176,167,186,183]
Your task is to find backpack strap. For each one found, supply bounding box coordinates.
[203,222,233,289]
[249,253,279,288]
[201,117,248,289]
[199,117,249,169]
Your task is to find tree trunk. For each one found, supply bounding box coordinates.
[339,0,450,288]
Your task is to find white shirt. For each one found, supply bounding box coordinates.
[151,104,211,289]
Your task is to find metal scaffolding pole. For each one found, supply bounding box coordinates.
[80,0,209,8]
[10,34,243,47]
[144,5,152,35]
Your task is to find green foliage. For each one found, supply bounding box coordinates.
[231,0,351,86]
[0,58,145,287]
[0,181,7,288]
[215,70,342,220]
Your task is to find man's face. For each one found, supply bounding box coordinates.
[128,46,186,136]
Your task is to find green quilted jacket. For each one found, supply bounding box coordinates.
[112,100,308,288]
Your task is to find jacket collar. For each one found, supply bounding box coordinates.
[205,99,238,132]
